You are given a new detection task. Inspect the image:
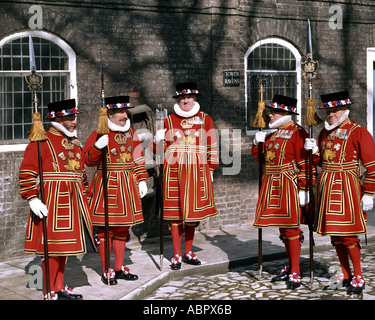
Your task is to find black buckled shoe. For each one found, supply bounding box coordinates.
[115,266,139,281]
[347,275,365,295]
[271,266,290,282]
[287,273,301,290]
[101,269,118,285]
[183,251,201,265]
[170,254,182,270]
[57,285,83,300]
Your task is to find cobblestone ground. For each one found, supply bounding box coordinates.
[144,247,375,300]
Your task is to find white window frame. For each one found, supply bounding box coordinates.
[245,38,302,136]
[0,30,77,152]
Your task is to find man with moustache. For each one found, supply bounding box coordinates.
[19,99,96,300]
[252,95,314,289]
[304,91,375,295]
[152,82,219,270]
[84,96,148,285]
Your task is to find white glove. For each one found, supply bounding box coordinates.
[29,198,48,219]
[95,134,109,149]
[154,129,167,144]
[299,190,309,207]
[139,181,147,198]
[361,195,374,211]
[253,131,266,146]
[304,138,319,154]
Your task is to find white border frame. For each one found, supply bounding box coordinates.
[366,48,375,137]
[244,37,302,136]
[0,30,77,152]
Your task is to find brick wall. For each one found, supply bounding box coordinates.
[1,0,375,258]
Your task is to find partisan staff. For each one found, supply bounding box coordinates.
[25,34,51,299]
[155,104,168,270]
[252,81,268,276]
[96,48,111,284]
[301,19,322,285]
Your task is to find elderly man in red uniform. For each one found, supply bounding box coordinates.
[252,95,315,289]
[304,91,375,295]
[19,99,96,300]
[84,96,148,285]
[153,82,219,270]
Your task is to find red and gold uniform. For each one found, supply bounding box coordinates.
[314,117,375,236]
[84,128,148,227]
[20,127,94,256]
[159,111,219,222]
[252,121,312,228]
[152,82,218,269]
[19,98,95,300]
[252,95,316,288]
[83,95,148,284]
[309,91,375,294]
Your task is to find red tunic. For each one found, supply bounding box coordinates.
[154,111,219,222]
[19,127,95,257]
[252,120,315,228]
[314,118,375,236]
[84,127,148,227]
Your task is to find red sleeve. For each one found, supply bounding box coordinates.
[19,142,40,201]
[357,127,375,196]
[131,128,149,183]
[294,127,316,190]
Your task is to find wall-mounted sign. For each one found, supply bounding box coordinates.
[223,70,240,86]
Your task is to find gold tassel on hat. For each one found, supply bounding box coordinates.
[305,97,322,127]
[96,107,109,135]
[252,101,268,128]
[28,112,47,142]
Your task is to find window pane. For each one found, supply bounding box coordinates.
[13,57,21,70]
[14,108,23,124]
[14,77,23,91]
[2,44,10,55]
[23,107,32,123]
[3,57,11,70]
[24,124,32,139]
[12,41,21,55]
[14,93,22,108]
[13,125,23,139]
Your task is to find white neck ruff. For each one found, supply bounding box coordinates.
[108,118,131,132]
[51,121,77,138]
[325,109,350,131]
[269,115,292,129]
[174,102,200,118]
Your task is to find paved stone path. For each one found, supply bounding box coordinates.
[145,247,375,300]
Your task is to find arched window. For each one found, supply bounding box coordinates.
[245,38,301,134]
[0,31,76,146]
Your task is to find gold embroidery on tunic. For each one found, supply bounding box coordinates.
[181,119,194,129]
[62,138,74,150]
[114,133,127,144]
[63,159,80,171]
[265,150,276,162]
[323,149,336,162]
[116,152,131,163]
